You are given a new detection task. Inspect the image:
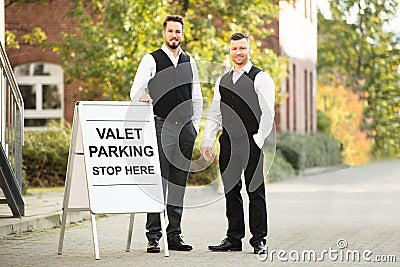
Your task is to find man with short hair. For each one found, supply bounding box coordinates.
[202,32,275,254]
[130,15,202,253]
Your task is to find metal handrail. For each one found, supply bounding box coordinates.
[0,41,25,216]
[0,42,24,112]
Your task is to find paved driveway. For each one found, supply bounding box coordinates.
[0,160,399,266]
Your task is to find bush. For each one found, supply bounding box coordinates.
[23,124,71,187]
[277,131,342,171]
[317,110,332,134]
[265,150,295,183]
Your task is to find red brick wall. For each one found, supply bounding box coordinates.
[279,58,316,134]
[258,18,281,131]
[5,0,78,123]
[261,18,280,55]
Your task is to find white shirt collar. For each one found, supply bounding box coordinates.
[231,61,253,74]
[161,44,184,59]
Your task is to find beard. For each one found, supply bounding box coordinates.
[232,56,248,66]
[166,39,181,49]
[233,59,247,66]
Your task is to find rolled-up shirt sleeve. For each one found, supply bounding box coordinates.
[190,57,203,134]
[130,54,156,101]
[252,71,275,149]
[202,76,222,148]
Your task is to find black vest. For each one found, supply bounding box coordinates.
[219,66,262,137]
[148,49,193,122]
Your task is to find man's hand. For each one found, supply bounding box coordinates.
[139,93,153,103]
[201,146,214,162]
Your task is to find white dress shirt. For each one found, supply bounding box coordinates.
[130,45,203,133]
[202,61,275,149]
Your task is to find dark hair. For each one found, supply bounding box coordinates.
[230,32,249,41]
[163,15,184,29]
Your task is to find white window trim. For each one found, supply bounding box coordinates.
[14,62,64,128]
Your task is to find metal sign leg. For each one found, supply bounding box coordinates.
[90,213,100,260]
[160,212,169,257]
[57,209,68,255]
[126,213,135,252]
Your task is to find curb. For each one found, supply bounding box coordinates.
[297,164,349,176]
[0,211,88,238]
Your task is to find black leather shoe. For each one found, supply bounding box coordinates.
[168,235,193,251]
[253,241,266,254]
[147,239,160,253]
[208,238,242,252]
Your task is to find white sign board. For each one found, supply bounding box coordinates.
[71,101,164,214]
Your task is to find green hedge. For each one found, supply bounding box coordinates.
[276,131,342,171]
[265,150,295,183]
[23,125,71,187]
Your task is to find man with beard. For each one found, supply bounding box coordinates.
[130,15,202,253]
[201,33,275,254]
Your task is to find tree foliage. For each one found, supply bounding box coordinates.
[54,0,288,103]
[5,27,47,49]
[317,84,372,165]
[54,0,168,100]
[5,1,50,48]
[318,0,400,158]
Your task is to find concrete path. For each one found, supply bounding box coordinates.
[0,160,399,266]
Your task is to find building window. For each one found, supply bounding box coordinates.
[14,63,64,128]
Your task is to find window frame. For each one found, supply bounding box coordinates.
[14,62,64,129]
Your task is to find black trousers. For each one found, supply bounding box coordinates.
[218,132,268,246]
[146,119,196,241]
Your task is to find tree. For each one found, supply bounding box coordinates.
[5,0,48,48]
[54,0,168,100]
[55,0,288,103]
[169,0,288,101]
[317,84,372,165]
[318,0,400,157]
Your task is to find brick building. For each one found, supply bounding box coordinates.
[278,0,317,133]
[5,0,79,126]
[5,0,317,133]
